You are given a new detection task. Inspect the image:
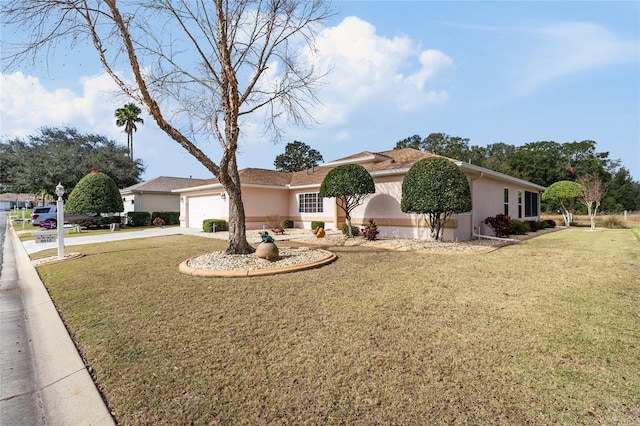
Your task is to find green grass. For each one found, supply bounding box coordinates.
[33,229,640,425]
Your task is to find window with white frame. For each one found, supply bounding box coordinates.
[503,188,509,216]
[298,193,323,213]
[518,191,523,219]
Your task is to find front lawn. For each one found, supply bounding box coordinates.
[33,228,640,425]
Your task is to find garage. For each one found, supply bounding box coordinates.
[186,194,222,229]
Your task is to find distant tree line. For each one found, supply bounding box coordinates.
[0,126,144,200]
[395,133,640,212]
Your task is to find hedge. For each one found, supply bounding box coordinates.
[151,211,180,226]
[127,211,151,227]
[203,219,228,232]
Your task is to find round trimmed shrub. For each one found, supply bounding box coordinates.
[66,170,124,214]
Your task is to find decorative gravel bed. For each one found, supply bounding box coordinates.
[297,235,506,253]
[186,247,331,271]
[31,252,84,266]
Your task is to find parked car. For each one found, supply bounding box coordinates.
[31,205,58,226]
[32,206,94,229]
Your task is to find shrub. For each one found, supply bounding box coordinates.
[151,211,180,225]
[319,163,375,238]
[127,211,151,226]
[342,224,360,236]
[401,157,472,241]
[203,219,228,232]
[484,214,512,238]
[542,219,556,228]
[526,220,540,232]
[362,219,380,241]
[311,221,325,231]
[66,170,124,215]
[283,219,294,229]
[601,215,628,229]
[510,220,530,235]
[67,215,97,229]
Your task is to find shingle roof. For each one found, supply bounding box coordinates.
[0,193,33,202]
[289,148,447,187]
[121,176,209,194]
[185,168,293,188]
[174,148,544,192]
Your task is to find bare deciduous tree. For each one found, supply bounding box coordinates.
[2,0,332,254]
[578,174,608,231]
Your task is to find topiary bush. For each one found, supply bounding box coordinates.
[341,224,360,236]
[362,219,380,241]
[319,163,375,238]
[127,211,151,226]
[66,170,124,215]
[151,211,180,225]
[484,214,512,238]
[509,220,530,235]
[283,219,294,229]
[311,221,325,231]
[203,219,228,232]
[401,157,472,241]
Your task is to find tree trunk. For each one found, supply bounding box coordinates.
[586,201,595,231]
[428,213,442,241]
[220,155,255,255]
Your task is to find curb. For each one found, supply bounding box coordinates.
[9,227,115,425]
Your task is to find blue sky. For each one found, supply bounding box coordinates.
[1,1,639,182]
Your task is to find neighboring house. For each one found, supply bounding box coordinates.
[121,176,208,215]
[175,148,546,241]
[0,193,34,210]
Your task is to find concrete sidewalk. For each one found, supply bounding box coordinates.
[1,216,115,425]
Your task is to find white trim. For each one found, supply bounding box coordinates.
[288,183,322,190]
[322,154,384,167]
[370,168,411,177]
[173,183,224,193]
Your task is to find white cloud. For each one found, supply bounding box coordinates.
[306,16,453,125]
[0,71,127,141]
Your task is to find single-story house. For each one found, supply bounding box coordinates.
[0,193,34,210]
[121,176,207,214]
[175,148,546,241]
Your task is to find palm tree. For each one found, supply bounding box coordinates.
[115,103,144,159]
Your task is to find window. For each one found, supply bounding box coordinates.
[503,188,509,216]
[298,193,323,213]
[524,191,538,218]
[518,191,523,219]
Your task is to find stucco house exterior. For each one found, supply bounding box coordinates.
[175,148,546,241]
[120,176,207,214]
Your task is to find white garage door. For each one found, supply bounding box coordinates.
[187,195,220,229]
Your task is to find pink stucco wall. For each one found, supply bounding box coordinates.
[178,166,542,239]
